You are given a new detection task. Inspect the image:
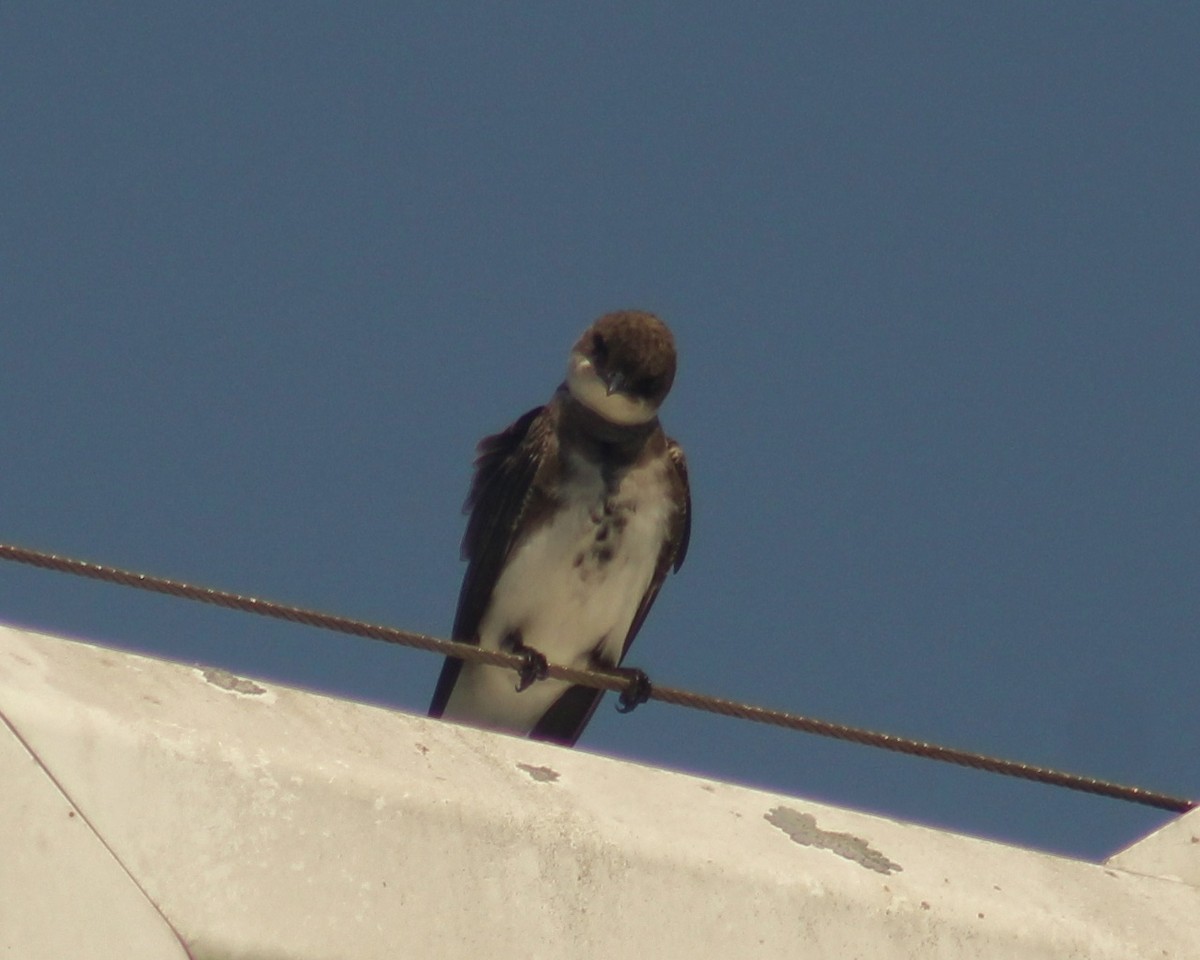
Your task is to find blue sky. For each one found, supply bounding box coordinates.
[3,5,1197,860]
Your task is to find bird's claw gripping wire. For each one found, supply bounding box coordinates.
[616,667,653,713]
[514,647,550,692]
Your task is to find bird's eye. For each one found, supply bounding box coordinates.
[592,333,608,363]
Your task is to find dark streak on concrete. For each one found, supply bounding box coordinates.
[517,762,560,783]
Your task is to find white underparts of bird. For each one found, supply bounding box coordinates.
[428,310,690,746]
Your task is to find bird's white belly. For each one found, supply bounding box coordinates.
[441,456,672,734]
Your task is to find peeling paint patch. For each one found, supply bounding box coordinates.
[516,762,560,783]
[765,806,902,875]
[201,667,266,696]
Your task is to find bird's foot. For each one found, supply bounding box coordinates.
[514,646,550,692]
[614,667,653,713]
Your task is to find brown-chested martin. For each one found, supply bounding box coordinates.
[428,310,690,746]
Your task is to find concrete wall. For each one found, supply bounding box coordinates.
[1,622,1196,960]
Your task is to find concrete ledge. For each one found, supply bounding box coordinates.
[1,710,189,959]
[1106,806,1200,886]
[1,621,1197,959]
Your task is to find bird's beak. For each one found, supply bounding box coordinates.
[603,369,627,397]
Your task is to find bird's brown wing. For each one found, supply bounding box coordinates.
[428,405,555,717]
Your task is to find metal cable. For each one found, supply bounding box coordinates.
[0,541,1193,813]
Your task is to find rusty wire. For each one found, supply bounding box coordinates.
[0,541,1193,813]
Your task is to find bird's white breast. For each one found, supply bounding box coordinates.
[440,452,674,733]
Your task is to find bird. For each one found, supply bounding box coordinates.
[429,310,690,746]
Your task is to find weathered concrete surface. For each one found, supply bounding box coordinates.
[1,621,1197,960]
[1106,805,1200,886]
[1,690,189,959]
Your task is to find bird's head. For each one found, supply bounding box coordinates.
[566,311,677,426]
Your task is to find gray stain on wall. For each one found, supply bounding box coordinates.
[765,806,903,875]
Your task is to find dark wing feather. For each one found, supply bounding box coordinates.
[529,437,691,745]
[666,440,691,572]
[428,406,551,717]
